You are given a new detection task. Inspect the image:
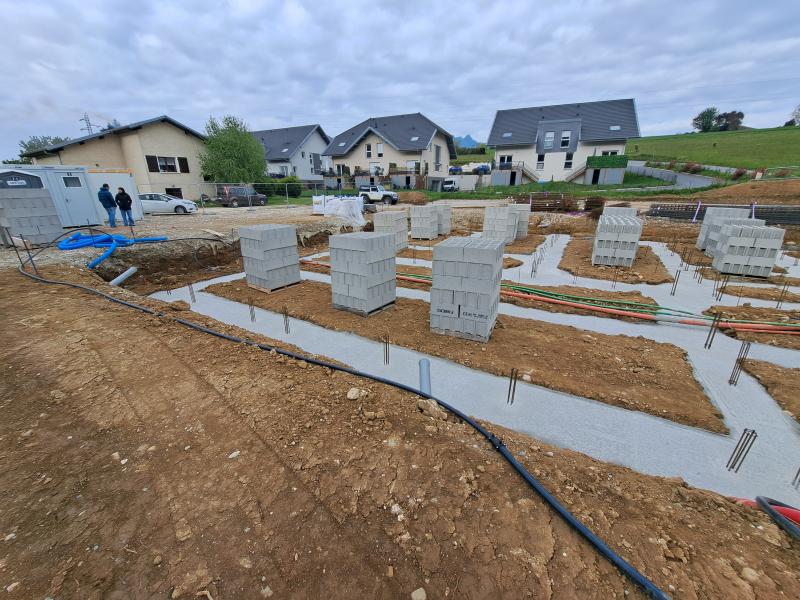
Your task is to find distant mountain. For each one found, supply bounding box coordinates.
[455,134,479,148]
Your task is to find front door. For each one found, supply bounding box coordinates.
[55,171,99,225]
[509,171,517,186]
[591,169,601,184]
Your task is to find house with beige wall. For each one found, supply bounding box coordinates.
[487,99,639,184]
[24,116,209,199]
[322,113,457,190]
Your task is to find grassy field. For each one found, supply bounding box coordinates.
[627,127,800,169]
[451,147,495,166]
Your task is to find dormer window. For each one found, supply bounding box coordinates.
[560,131,571,148]
[543,131,555,149]
[609,125,621,131]
[502,132,512,138]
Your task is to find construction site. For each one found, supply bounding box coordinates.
[2,184,800,599]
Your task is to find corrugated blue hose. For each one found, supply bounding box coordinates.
[57,232,168,268]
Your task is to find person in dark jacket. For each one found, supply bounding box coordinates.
[97,183,117,228]
[115,187,135,227]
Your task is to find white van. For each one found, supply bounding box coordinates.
[442,178,459,192]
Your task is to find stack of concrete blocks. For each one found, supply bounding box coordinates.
[0,189,63,246]
[430,238,503,343]
[436,204,452,236]
[410,205,439,240]
[705,218,765,258]
[591,215,643,267]
[712,224,785,277]
[482,206,518,245]
[602,206,637,217]
[330,232,396,315]
[696,207,750,250]
[507,204,531,239]
[239,224,301,291]
[373,210,408,251]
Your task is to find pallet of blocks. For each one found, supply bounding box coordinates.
[410,205,438,240]
[601,206,637,217]
[0,189,63,246]
[329,232,396,315]
[507,204,531,239]
[430,237,503,342]
[712,224,784,277]
[436,204,452,235]
[591,215,643,267]
[482,206,518,245]
[705,218,765,258]
[373,210,408,251]
[238,224,301,292]
[696,207,750,250]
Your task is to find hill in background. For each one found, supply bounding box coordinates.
[455,134,479,148]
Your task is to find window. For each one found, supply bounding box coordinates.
[293,166,297,174]
[301,151,305,158]
[62,176,82,187]
[165,187,182,198]
[601,150,619,156]
[280,165,289,176]
[609,125,621,131]
[501,132,512,138]
[499,155,512,164]
[177,157,189,173]
[157,156,177,172]
[543,131,555,149]
[536,154,545,170]
[434,144,441,171]
[560,131,571,148]
[377,143,384,158]
[564,152,574,169]
[145,155,183,173]
[366,143,372,158]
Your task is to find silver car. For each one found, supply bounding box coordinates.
[139,193,198,214]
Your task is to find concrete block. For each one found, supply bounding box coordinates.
[507,204,531,239]
[330,232,396,314]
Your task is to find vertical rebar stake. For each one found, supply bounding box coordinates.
[506,368,518,405]
[670,269,681,296]
[5,227,25,269]
[704,314,720,349]
[776,281,788,309]
[792,466,800,490]
[187,283,196,303]
[20,235,39,276]
[248,297,256,323]
[282,305,290,334]
[726,428,757,472]
[728,341,751,385]
[383,333,390,365]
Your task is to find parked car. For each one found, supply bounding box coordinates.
[472,165,491,175]
[139,193,198,214]
[442,178,459,192]
[448,165,463,174]
[216,185,267,207]
[358,185,398,205]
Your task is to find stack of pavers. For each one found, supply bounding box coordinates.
[373,210,408,251]
[239,224,301,291]
[430,237,503,342]
[330,232,396,314]
[712,224,785,277]
[705,217,765,258]
[410,205,439,240]
[601,206,637,217]
[0,189,63,246]
[436,204,452,236]
[482,206,518,245]
[591,214,643,267]
[696,207,750,250]
[507,203,531,239]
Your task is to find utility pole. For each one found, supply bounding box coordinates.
[79,112,96,135]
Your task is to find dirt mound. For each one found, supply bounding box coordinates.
[743,360,800,422]
[397,191,428,204]
[559,239,673,285]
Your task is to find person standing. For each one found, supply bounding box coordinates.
[115,187,135,227]
[97,183,117,228]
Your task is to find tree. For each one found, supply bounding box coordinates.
[101,119,122,131]
[692,107,719,132]
[790,104,800,126]
[199,115,265,182]
[2,135,72,164]
[785,119,797,127]
[714,110,744,131]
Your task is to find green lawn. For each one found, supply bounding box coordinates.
[627,127,800,169]
[451,147,495,166]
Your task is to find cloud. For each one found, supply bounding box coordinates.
[0,0,797,159]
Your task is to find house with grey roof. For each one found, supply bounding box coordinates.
[322,113,457,190]
[487,99,640,184]
[250,124,330,182]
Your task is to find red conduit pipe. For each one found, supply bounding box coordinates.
[733,498,800,525]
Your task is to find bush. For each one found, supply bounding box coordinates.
[731,168,746,180]
[775,168,791,178]
[667,161,677,170]
[683,162,702,174]
[278,176,302,197]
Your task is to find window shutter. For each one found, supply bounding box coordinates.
[145,155,159,172]
[177,157,190,173]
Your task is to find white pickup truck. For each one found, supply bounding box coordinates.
[358,185,398,205]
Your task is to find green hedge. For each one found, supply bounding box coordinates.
[586,154,629,168]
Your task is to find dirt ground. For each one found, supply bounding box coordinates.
[642,179,800,205]
[705,305,800,351]
[720,284,800,304]
[743,360,800,423]
[4,266,800,599]
[559,239,674,285]
[206,279,723,432]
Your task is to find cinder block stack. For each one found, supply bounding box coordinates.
[591,215,643,267]
[373,210,408,251]
[482,206,518,245]
[430,237,504,342]
[602,206,637,217]
[0,189,63,246]
[410,205,439,240]
[238,224,301,291]
[712,224,785,277]
[330,232,396,314]
[705,218,765,258]
[696,207,750,250]
[436,204,452,236]
[507,204,531,239]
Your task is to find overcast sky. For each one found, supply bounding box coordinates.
[1,0,798,158]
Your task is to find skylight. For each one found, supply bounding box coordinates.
[609,125,621,131]
[502,132,512,138]
[281,148,288,152]
[410,136,419,141]
[338,142,346,147]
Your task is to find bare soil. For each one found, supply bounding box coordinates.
[743,360,800,423]
[720,284,800,303]
[705,305,800,351]
[206,279,724,432]
[559,239,674,285]
[642,179,800,205]
[665,242,713,266]
[2,266,798,598]
[505,234,547,254]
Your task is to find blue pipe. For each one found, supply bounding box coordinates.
[58,232,167,268]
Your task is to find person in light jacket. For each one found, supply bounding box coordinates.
[115,187,135,227]
[97,183,117,228]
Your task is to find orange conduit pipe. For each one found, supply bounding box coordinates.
[300,261,800,334]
